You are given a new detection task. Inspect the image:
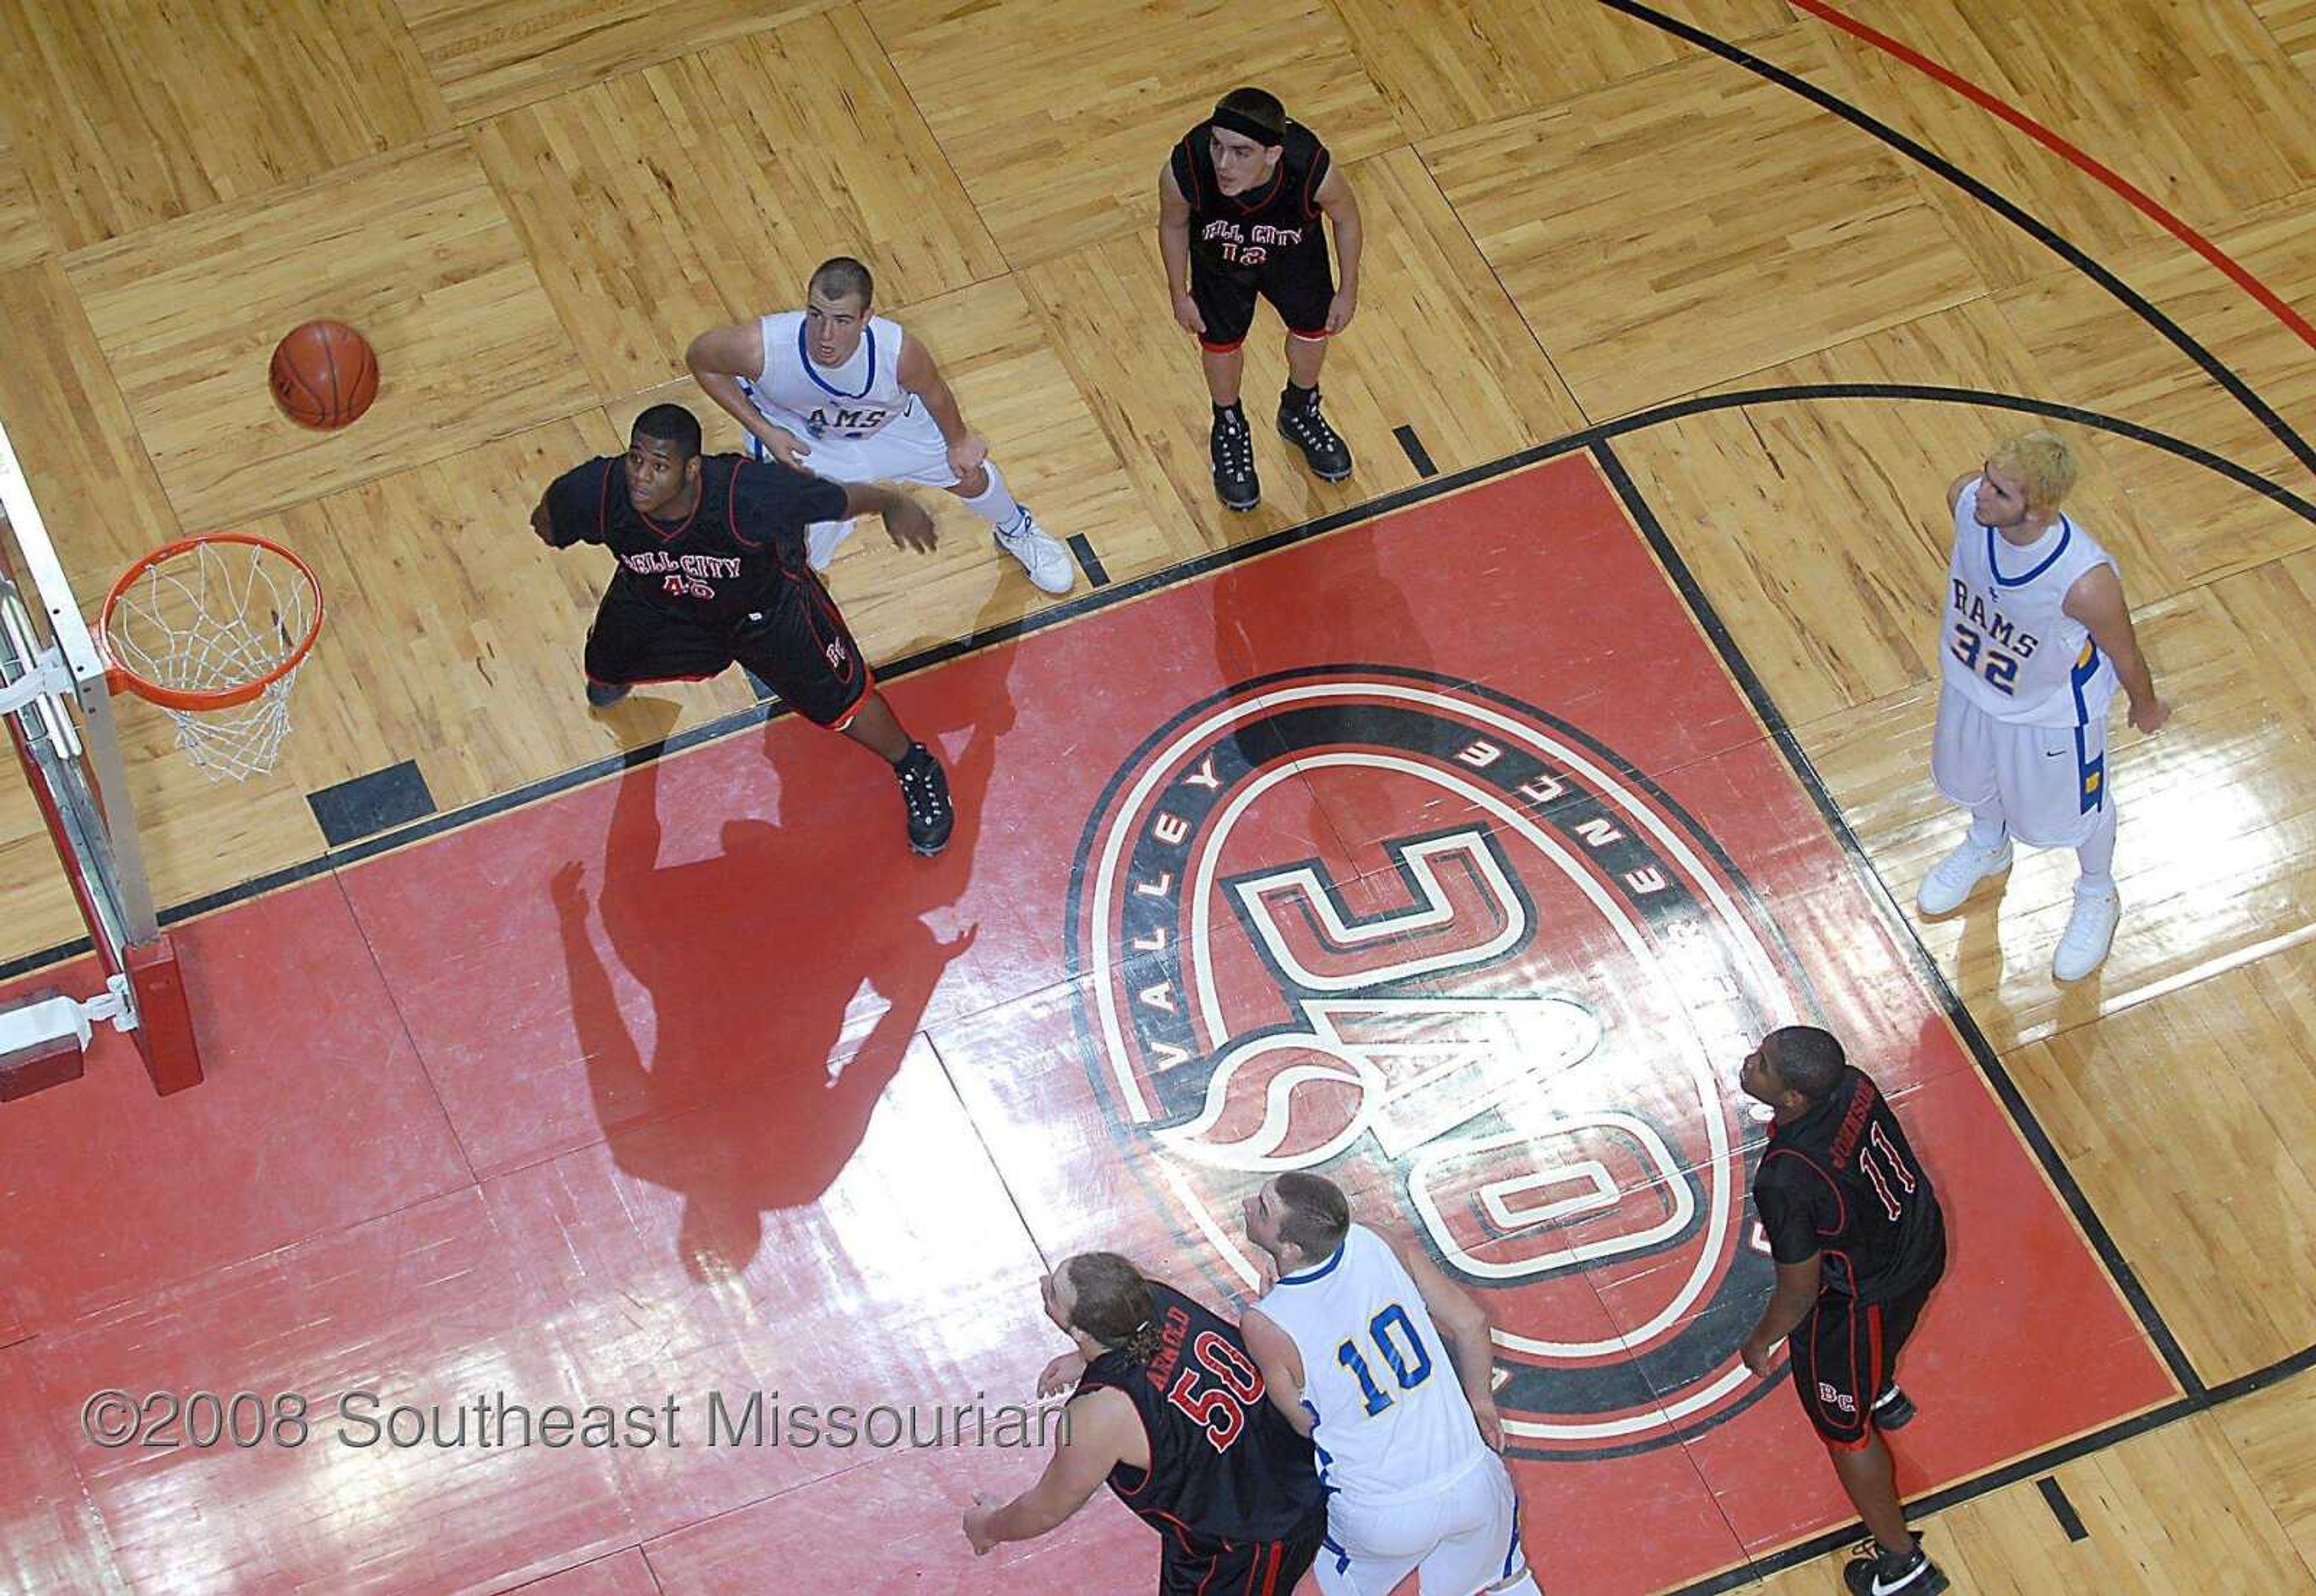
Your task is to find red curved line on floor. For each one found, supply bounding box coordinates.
[1790,0,2316,352]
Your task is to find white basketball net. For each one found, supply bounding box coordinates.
[105,540,317,782]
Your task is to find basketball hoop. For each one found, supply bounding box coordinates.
[98,534,324,782]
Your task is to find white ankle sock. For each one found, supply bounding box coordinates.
[960,461,1025,534]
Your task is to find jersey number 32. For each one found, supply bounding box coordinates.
[1949,622,2020,694]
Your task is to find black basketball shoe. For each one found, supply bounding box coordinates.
[585,681,631,709]
[1211,405,1260,511]
[1277,386,1352,482]
[1871,1383,1917,1431]
[895,742,955,857]
[1842,1539,1948,1596]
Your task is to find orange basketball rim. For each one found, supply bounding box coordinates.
[97,532,324,779]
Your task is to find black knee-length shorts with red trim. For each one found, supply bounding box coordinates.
[1156,1506,1327,1596]
[1190,244,1335,352]
[583,572,871,729]
[1787,1233,1947,1451]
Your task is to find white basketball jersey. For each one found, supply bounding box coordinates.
[1939,479,2118,728]
[739,311,916,442]
[1256,1225,1489,1511]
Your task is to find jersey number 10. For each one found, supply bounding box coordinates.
[1336,1304,1437,1418]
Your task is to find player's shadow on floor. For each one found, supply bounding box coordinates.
[1206,497,1432,874]
[552,631,1014,1282]
[1206,494,1433,686]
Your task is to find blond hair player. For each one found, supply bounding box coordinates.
[1920,432,2169,978]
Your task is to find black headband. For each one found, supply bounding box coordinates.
[1210,107,1285,148]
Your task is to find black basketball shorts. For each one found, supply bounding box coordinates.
[582,573,872,729]
[1156,1504,1327,1596]
[1190,244,1335,352]
[1786,1231,1948,1451]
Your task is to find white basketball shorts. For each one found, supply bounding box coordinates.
[1315,1451,1529,1596]
[747,401,957,489]
[747,403,958,569]
[1931,686,2112,849]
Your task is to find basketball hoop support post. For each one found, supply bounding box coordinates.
[0,419,200,1096]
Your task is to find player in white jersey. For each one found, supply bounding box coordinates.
[1241,1172,1542,1596]
[1919,431,2169,980]
[685,257,1076,595]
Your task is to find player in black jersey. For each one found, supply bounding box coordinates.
[963,1252,1328,1594]
[1159,87,1363,511]
[531,403,955,856]
[1739,1026,1951,1596]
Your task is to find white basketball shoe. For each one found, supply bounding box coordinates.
[1916,835,2014,916]
[2051,880,2122,981]
[995,508,1075,595]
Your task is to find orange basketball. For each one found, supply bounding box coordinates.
[269,320,379,430]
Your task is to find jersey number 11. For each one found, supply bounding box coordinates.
[1860,1123,1918,1222]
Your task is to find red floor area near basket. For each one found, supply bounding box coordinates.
[0,455,2176,1594]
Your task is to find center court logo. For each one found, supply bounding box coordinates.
[1066,666,1813,1459]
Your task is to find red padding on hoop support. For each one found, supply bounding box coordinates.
[0,989,86,1101]
[126,937,203,1094]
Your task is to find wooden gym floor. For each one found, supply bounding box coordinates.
[1,0,2313,1591]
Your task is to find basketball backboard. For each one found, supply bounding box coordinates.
[0,414,201,1097]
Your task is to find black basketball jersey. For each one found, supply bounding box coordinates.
[1170,119,1332,280]
[540,453,846,631]
[1076,1282,1323,1547]
[1754,1066,1946,1302]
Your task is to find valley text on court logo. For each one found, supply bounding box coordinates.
[1068,667,1810,1459]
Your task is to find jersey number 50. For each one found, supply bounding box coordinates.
[1166,1330,1267,1452]
[1949,622,2020,694]
[1337,1303,1437,1418]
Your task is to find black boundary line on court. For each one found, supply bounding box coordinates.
[1594,0,2316,484]
[3,381,2309,994]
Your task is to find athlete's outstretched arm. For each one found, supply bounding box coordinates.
[1158,165,1203,337]
[684,320,809,468]
[1315,165,1362,335]
[962,1388,1134,1553]
[894,335,987,481]
[1739,1253,1821,1377]
[2064,564,2171,734]
[1239,1308,1314,1436]
[1386,1232,1505,1451]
